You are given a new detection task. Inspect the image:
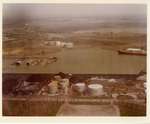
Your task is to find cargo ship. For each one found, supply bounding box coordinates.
[118,48,146,56]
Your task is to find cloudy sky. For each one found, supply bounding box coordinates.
[3,4,146,20]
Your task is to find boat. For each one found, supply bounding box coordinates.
[118,48,146,56]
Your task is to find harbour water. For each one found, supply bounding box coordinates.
[3,47,146,74]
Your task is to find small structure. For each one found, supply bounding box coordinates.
[63,42,74,48]
[74,83,86,94]
[136,74,146,81]
[88,84,104,96]
[60,78,70,95]
[12,60,22,66]
[53,41,74,48]
[55,41,63,47]
[108,78,117,83]
[48,80,59,94]
[44,41,49,45]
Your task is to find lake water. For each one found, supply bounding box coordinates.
[3,47,146,74]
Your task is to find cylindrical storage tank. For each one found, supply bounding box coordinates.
[48,81,58,94]
[74,83,86,93]
[88,84,103,96]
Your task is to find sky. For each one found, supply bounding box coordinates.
[3,4,147,20]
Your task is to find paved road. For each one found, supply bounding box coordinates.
[56,103,120,116]
[3,95,145,105]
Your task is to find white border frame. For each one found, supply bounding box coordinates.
[0,0,149,124]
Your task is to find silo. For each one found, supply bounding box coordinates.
[88,84,104,96]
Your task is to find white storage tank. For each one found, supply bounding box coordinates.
[74,83,86,93]
[88,84,103,96]
[64,42,74,48]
